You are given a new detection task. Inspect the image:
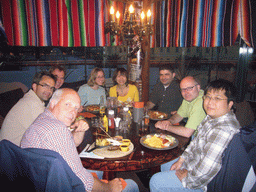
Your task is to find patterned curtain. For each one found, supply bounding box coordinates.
[0,0,253,47]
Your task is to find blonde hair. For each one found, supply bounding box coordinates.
[87,67,105,87]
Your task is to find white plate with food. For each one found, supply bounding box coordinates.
[140,133,178,150]
[84,105,100,113]
[149,110,168,121]
[93,142,134,158]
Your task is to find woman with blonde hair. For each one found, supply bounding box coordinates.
[109,68,139,104]
[78,67,106,106]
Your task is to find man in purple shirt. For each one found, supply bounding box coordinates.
[21,88,138,192]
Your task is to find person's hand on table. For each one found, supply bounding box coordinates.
[155,120,172,130]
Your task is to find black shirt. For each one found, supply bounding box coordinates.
[149,80,183,114]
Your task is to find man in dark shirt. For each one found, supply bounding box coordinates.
[145,65,183,114]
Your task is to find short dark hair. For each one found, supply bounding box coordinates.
[204,79,237,103]
[49,65,66,76]
[32,71,56,85]
[159,65,175,73]
[112,68,129,86]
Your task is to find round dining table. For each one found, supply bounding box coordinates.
[77,119,190,180]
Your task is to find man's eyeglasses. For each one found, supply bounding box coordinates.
[203,95,228,102]
[180,84,198,92]
[38,83,55,91]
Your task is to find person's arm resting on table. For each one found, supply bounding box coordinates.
[155,113,194,138]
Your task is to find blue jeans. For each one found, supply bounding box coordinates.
[150,159,203,192]
[88,169,139,192]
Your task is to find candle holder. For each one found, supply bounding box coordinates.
[105,3,153,43]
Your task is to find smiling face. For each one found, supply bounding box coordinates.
[116,71,127,86]
[32,75,55,102]
[95,71,105,86]
[49,89,81,126]
[204,89,233,119]
[159,69,175,86]
[180,76,200,102]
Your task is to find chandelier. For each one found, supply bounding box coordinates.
[105,3,153,43]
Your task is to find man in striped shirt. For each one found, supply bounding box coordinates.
[21,88,138,192]
[150,79,241,191]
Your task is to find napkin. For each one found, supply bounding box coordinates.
[79,151,104,159]
[79,144,104,159]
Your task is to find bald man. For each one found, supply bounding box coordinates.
[21,88,138,192]
[155,76,206,138]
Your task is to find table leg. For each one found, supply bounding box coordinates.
[103,171,116,180]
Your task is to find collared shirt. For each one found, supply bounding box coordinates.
[20,109,94,191]
[177,90,206,133]
[0,89,45,145]
[149,81,183,114]
[180,111,241,191]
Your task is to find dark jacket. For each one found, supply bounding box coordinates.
[207,122,256,192]
[0,140,85,191]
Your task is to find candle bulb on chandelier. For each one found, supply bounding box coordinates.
[147,9,151,24]
[129,4,134,21]
[141,11,145,26]
[116,11,120,24]
[110,6,115,22]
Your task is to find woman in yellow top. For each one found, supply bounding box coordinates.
[109,68,139,103]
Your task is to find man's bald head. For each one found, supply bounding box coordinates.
[180,76,201,102]
[48,88,81,126]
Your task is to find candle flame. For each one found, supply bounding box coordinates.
[129,5,134,13]
[147,9,151,17]
[110,6,114,15]
[141,11,145,20]
[116,11,120,19]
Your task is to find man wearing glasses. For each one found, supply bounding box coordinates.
[0,71,56,146]
[155,76,206,138]
[150,79,240,191]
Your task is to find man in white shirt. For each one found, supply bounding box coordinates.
[0,71,56,146]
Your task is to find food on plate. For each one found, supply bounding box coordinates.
[107,145,120,151]
[143,134,176,148]
[96,138,109,147]
[76,115,85,121]
[149,111,168,120]
[113,135,123,141]
[85,105,100,112]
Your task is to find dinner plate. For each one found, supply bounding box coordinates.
[84,105,100,113]
[93,142,134,158]
[149,110,168,121]
[140,133,179,150]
